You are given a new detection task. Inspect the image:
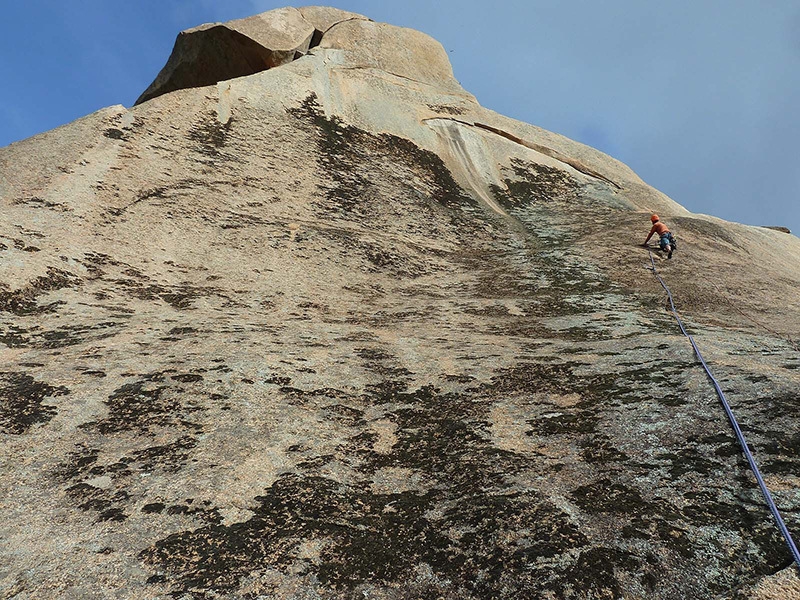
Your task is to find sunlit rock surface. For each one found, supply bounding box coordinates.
[2,6,800,599]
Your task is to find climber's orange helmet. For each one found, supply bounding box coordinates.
[650,214,659,223]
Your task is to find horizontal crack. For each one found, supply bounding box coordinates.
[321,16,371,36]
[305,17,371,53]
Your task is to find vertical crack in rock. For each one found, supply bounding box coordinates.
[309,28,324,49]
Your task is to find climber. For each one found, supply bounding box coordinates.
[643,214,676,259]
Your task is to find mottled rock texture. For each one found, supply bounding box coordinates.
[2,6,800,600]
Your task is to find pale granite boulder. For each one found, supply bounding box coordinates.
[136,7,316,104]
[319,18,461,91]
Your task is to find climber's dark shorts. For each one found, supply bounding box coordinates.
[660,232,675,251]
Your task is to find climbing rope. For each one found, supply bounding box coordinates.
[647,250,800,570]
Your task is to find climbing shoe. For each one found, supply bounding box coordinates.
[668,250,673,259]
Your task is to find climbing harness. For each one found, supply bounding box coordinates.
[647,251,800,570]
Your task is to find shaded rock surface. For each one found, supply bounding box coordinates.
[2,6,800,600]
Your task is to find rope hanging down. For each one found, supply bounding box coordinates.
[647,251,800,570]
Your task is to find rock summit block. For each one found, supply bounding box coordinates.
[135,6,371,105]
[319,19,458,89]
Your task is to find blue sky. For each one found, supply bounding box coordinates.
[2,1,798,234]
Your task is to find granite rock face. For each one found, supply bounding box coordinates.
[135,6,369,105]
[2,6,800,599]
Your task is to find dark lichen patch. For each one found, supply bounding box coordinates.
[171,373,203,383]
[698,433,740,458]
[116,278,214,310]
[757,390,800,420]
[53,445,101,483]
[0,324,33,348]
[141,379,600,598]
[457,247,619,329]
[135,186,168,203]
[621,517,691,557]
[142,472,589,599]
[66,482,130,522]
[187,113,234,159]
[143,502,165,514]
[426,104,466,115]
[315,228,434,279]
[680,490,756,527]
[287,93,480,227]
[562,547,642,600]
[287,94,373,214]
[478,361,623,413]
[161,289,212,311]
[0,372,69,434]
[54,444,136,486]
[441,490,589,562]
[88,460,133,479]
[362,242,428,277]
[218,210,269,231]
[295,453,336,470]
[581,435,629,463]
[528,409,599,436]
[167,327,198,337]
[79,369,107,378]
[626,493,788,585]
[386,135,479,216]
[359,386,521,487]
[12,196,69,211]
[490,158,580,212]
[163,500,222,525]
[95,261,214,308]
[0,267,81,316]
[132,435,199,473]
[571,479,645,513]
[141,476,438,594]
[352,347,415,379]
[443,373,476,383]
[104,128,127,140]
[33,321,122,349]
[83,378,202,434]
[322,404,365,427]
[757,431,800,475]
[656,446,729,479]
[81,251,122,273]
